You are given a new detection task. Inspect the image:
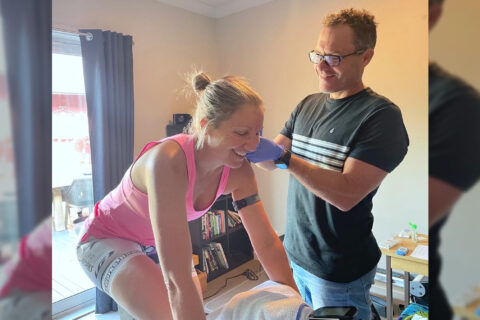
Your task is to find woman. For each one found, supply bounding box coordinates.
[77,72,298,320]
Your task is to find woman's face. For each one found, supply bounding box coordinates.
[205,104,264,168]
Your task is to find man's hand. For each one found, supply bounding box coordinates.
[246,137,284,163]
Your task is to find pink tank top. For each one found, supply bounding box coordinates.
[0,218,52,297]
[80,134,230,246]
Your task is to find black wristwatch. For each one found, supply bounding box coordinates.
[274,149,291,169]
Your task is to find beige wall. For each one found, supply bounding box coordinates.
[430,0,480,303]
[216,0,429,241]
[53,0,429,264]
[53,0,220,156]
[430,0,480,91]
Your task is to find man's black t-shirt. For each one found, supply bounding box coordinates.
[281,88,409,282]
[429,63,480,319]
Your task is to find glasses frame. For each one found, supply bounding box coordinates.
[308,49,366,67]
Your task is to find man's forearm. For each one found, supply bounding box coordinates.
[287,155,366,211]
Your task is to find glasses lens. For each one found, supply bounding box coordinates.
[309,51,321,64]
[325,55,341,66]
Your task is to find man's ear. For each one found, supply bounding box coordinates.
[429,3,443,31]
[362,48,374,67]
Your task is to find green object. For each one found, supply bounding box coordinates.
[409,222,418,242]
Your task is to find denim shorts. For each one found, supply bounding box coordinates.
[290,261,376,320]
[77,236,197,296]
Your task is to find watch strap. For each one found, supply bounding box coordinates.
[232,193,260,211]
[274,149,291,168]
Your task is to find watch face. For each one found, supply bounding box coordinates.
[275,162,287,169]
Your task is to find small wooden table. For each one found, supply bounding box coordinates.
[380,234,428,320]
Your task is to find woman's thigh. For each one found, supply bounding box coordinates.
[110,254,173,320]
[76,237,145,295]
[77,237,201,320]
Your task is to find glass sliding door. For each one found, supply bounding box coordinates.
[51,30,95,317]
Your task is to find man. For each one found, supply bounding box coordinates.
[247,8,409,320]
[428,0,480,318]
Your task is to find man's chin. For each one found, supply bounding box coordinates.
[318,80,337,94]
[318,86,335,94]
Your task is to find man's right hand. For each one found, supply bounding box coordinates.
[246,137,284,163]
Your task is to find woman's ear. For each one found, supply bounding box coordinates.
[200,118,208,129]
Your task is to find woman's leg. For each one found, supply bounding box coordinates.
[77,237,172,319]
[110,254,173,320]
[77,237,202,320]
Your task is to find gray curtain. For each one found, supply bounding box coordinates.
[79,29,134,314]
[0,0,52,318]
[0,0,52,237]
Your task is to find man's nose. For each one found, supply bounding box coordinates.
[315,58,330,73]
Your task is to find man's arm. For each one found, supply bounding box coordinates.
[429,176,463,227]
[288,155,387,211]
[255,134,387,211]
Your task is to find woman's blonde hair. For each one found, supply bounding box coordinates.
[186,72,263,149]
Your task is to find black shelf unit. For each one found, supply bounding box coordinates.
[189,194,253,282]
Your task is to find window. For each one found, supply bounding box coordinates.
[0,16,18,266]
[51,30,95,317]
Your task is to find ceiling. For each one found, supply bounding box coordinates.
[155,0,274,18]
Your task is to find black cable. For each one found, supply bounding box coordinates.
[203,268,259,300]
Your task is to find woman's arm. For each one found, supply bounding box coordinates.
[143,141,206,320]
[230,161,298,292]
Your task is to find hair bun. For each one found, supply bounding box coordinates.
[192,73,212,93]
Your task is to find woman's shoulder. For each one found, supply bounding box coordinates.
[224,160,255,194]
[132,139,188,188]
[147,139,187,171]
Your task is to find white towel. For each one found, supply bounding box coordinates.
[208,280,312,320]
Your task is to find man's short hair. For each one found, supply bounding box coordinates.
[323,8,377,50]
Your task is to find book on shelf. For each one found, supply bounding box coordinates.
[201,242,228,275]
[201,210,227,240]
[211,242,229,269]
[227,210,242,228]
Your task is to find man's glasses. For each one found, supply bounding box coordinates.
[308,50,365,67]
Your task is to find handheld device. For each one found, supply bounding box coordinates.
[308,306,358,320]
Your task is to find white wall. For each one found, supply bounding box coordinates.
[215,0,429,245]
[430,0,480,303]
[53,0,220,156]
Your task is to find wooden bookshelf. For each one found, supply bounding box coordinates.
[189,194,253,282]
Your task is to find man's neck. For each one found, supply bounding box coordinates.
[329,82,366,100]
